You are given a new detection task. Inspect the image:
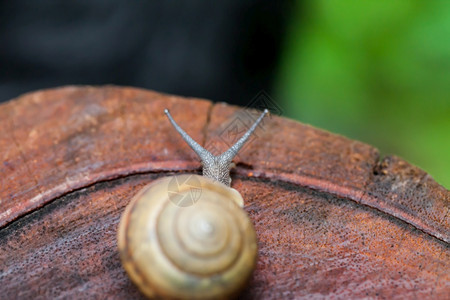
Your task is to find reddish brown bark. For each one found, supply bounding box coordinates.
[0,86,448,299]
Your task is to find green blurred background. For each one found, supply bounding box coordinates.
[275,0,450,188]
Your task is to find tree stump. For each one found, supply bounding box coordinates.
[0,86,448,299]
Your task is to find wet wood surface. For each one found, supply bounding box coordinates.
[0,86,448,299]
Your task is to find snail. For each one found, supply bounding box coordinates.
[118,108,268,299]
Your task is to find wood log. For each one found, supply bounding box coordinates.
[0,86,448,299]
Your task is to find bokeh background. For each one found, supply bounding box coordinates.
[0,1,448,187]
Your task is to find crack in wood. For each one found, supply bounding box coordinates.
[201,102,214,147]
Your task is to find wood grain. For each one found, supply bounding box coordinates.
[0,86,448,299]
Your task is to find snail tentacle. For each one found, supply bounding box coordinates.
[219,109,268,163]
[164,109,214,162]
[165,108,269,186]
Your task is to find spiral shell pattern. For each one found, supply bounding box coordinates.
[118,174,257,299]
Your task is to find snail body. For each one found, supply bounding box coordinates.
[118,109,268,299]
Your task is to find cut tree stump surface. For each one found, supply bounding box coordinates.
[0,86,448,299]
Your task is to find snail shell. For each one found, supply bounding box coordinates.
[118,174,258,299]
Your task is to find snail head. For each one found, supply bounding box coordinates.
[164,108,268,186]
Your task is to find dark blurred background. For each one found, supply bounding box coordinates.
[0,0,290,105]
[0,0,449,187]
